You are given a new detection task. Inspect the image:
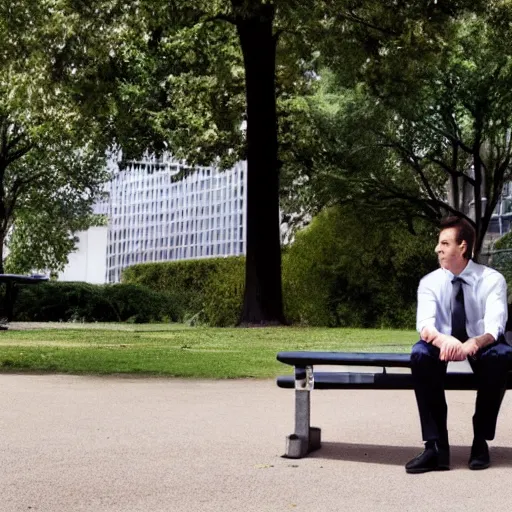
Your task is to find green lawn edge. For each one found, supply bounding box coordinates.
[0,324,417,378]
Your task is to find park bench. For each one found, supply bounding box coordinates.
[0,274,49,329]
[276,351,512,459]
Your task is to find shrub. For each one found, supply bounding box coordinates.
[101,284,177,323]
[282,206,438,328]
[490,232,512,299]
[9,282,176,323]
[123,257,246,325]
[202,258,245,326]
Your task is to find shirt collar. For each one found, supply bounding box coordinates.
[442,259,476,286]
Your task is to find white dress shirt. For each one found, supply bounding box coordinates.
[416,259,508,341]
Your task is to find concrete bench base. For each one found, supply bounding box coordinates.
[286,427,322,459]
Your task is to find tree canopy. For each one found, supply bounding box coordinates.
[44,0,326,324]
[0,1,110,273]
[6,0,512,313]
[283,1,512,257]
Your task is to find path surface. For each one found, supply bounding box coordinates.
[1,374,512,511]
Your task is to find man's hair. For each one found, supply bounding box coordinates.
[439,216,475,260]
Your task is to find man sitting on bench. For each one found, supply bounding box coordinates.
[406,216,512,474]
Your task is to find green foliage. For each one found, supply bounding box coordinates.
[45,0,321,167]
[9,282,176,323]
[121,214,437,329]
[122,257,245,325]
[490,233,512,298]
[332,3,512,254]
[278,2,512,257]
[5,213,107,275]
[282,206,438,328]
[0,2,111,273]
[202,258,245,326]
[41,0,328,324]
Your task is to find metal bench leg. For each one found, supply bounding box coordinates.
[284,366,321,458]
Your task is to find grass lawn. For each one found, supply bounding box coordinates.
[0,323,417,378]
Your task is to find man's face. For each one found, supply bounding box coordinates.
[435,227,467,273]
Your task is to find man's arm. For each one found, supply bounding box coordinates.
[417,278,465,362]
[462,334,496,358]
[416,279,437,336]
[462,273,507,357]
[421,326,465,361]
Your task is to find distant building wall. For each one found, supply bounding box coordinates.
[106,155,247,283]
[58,226,108,284]
[56,154,247,284]
[489,182,512,237]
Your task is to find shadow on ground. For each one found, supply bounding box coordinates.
[308,442,512,468]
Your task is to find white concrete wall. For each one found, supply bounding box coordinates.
[58,226,108,284]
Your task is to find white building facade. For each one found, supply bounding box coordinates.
[105,155,247,283]
[57,155,247,284]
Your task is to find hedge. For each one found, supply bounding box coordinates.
[122,257,245,326]
[5,282,176,323]
[6,208,439,327]
[120,209,438,328]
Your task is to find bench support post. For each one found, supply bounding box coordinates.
[284,366,321,458]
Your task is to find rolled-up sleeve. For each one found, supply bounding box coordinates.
[484,274,508,341]
[417,278,437,334]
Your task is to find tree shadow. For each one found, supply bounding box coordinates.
[307,442,512,468]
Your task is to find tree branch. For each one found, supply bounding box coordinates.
[3,171,46,226]
[336,10,398,37]
[5,144,33,165]
[0,116,7,159]
[425,154,476,186]
[6,130,27,154]
[203,13,236,25]
[373,134,441,206]
[423,119,474,155]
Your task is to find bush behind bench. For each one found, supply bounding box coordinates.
[6,282,176,323]
[122,257,245,326]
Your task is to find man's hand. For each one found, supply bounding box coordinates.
[439,336,466,361]
[421,327,450,350]
[461,338,480,358]
[421,325,439,344]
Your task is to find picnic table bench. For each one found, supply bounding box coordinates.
[276,351,512,459]
[0,274,49,329]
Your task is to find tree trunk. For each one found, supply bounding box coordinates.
[471,116,484,259]
[0,159,5,275]
[447,142,459,209]
[235,3,286,325]
[0,232,4,274]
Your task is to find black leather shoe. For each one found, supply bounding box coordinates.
[405,443,450,474]
[469,439,490,470]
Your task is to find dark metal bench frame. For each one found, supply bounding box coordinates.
[276,351,512,459]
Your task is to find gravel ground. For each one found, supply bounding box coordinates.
[1,374,512,512]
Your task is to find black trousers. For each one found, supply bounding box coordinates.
[411,338,512,442]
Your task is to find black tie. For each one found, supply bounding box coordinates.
[451,277,468,342]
